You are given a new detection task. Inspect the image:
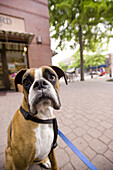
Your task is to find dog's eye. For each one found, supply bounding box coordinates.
[43,69,56,85]
[49,75,56,81]
[24,79,31,86]
[23,74,34,92]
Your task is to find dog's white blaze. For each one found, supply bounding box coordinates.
[28,68,43,112]
[34,109,54,160]
[35,68,43,80]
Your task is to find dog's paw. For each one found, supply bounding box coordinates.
[41,158,51,169]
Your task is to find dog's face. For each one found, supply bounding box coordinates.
[15,66,67,115]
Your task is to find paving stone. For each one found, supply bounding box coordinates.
[89,139,107,154]
[104,149,113,163]
[73,127,86,137]
[60,126,71,135]
[94,118,101,123]
[57,120,64,128]
[64,113,73,119]
[0,145,6,154]
[61,162,74,170]
[99,121,113,129]
[67,132,77,141]
[0,134,7,147]
[57,136,67,149]
[61,118,73,126]
[81,117,88,123]
[83,147,96,160]
[65,146,75,157]
[107,119,113,125]
[85,114,96,121]
[87,128,102,138]
[83,134,93,143]
[74,120,85,127]
[69,124,77,129]
[96,125,105,132]
[92,155,113,170]
[86,120,98,128]
[108,141,113,152]
[72,137,88,151]
[82,124,90,131]
[0,153,5,169]
[104,129,113,140]
[55,148,69,168]
[97,115,108,121]
[74,114,84,121]
[70,153,88,170]
[99,135,111,144]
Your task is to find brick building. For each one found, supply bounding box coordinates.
[0,0,52,90]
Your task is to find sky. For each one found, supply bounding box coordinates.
[51,37,113,66]
[51,39,78,66]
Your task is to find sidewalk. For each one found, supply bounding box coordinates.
[0,78,113,170]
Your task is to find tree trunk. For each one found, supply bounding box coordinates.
[79,25,84,81]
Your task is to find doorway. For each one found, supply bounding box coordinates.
[0,41,28,90]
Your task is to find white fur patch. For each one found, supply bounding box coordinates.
[41,159,51,169]
[35,68,42,80]
[34,122,54,160]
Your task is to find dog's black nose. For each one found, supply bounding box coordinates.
[33,79,48,90]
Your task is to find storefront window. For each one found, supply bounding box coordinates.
[5,42,28,89]
[0,42,2,49]
[0,52,5,89]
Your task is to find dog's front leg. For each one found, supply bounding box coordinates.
[5,146,14,170]
[49,149,59,170]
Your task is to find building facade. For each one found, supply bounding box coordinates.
[0,0,52,90]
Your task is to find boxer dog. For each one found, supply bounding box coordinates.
[5,66,67,170]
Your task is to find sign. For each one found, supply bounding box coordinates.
[8,64,15,70]
[0,14,25,32]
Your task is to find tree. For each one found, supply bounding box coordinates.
[48,0,112,81]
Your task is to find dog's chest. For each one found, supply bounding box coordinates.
[34,123,54,160]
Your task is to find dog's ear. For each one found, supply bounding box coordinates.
[14,69,27,91]
[50,66,68,85]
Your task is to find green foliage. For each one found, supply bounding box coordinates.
[84,53,105,68]
[71,52,81,68]
[58,62,68,71]
[71,44,106,69]
[48,0,112,51]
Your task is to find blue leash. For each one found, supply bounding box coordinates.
[58,129,98,170]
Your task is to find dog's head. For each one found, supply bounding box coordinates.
[15,66,67,114]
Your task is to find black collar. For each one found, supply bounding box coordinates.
[20,106,55,124]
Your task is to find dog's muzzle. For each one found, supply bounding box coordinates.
[28,79,61,114]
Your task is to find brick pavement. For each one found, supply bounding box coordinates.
[0,78,113,170]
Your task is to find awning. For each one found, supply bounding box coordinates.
[98,64,108,68]
[0,30,35,44]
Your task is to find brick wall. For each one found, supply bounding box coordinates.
[0,0,52,67]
